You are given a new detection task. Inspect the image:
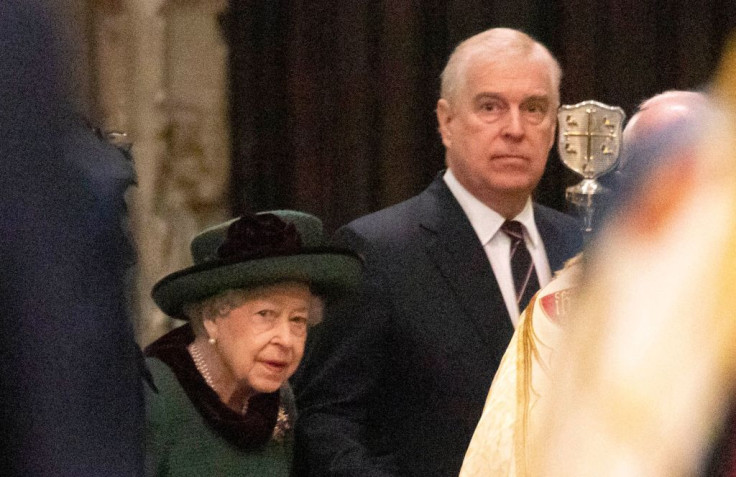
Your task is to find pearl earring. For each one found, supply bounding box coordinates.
[208,337,216,345]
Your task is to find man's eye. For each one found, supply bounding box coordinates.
[521,102,549,125]
[482,102,502,111]
[524,102,548,114]
[476,99,508,122]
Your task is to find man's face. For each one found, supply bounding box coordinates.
[437,54,557,212]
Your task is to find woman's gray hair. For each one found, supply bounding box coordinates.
[183,284,325,336]
[183,288,253,337]
[439,28,562,105]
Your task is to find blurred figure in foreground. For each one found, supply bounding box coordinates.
[0,1,144,475]
[528,56,736,475]
[459,89,711,476]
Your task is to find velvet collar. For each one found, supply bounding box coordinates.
[145,324,279,450]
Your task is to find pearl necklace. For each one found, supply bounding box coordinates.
[190,341,216,390]
[190,341,249,414]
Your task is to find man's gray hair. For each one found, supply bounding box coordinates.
[439,28,562,104]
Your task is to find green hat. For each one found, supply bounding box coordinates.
[151,210,363,319]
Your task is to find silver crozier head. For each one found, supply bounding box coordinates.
[557,100,626,234]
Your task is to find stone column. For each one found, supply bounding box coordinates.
[92,0,231,345]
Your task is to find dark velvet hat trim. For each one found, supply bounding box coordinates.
[145,324,279,450]
[151,211,364,319]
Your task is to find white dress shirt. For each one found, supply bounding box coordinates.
[443,169,552,326]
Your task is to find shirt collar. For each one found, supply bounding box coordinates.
[514,201,541,248]
[443,169,540,247]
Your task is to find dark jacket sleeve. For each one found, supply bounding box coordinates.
[292,226,399,477]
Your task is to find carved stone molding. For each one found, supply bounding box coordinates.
[92,0,230,345]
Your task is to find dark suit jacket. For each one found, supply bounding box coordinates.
[293,175,582,477]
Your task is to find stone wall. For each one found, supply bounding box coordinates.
[76,0,231,345]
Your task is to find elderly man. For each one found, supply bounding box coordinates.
[458,90,711,477]
[293,28,582,477]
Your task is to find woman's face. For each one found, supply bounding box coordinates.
[204,281,315,394]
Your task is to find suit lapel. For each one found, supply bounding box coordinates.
[418,176,514,351]
[534,204,574,273]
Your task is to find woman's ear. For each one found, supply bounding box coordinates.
[203,317,219,342]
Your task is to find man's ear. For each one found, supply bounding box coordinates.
[436,98,453,149]
[546,118,557,152]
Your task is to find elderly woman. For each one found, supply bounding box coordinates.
[144,210,362,476]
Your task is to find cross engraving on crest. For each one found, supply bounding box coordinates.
[559,102,625,178]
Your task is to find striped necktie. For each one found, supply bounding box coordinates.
[501,220,540,311]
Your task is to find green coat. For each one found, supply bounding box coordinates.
[145,357,294,476]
